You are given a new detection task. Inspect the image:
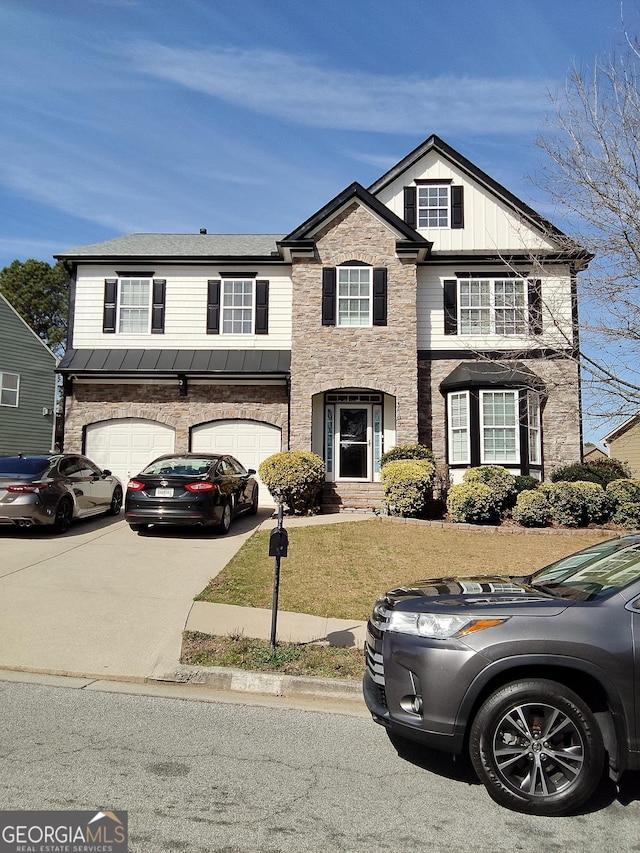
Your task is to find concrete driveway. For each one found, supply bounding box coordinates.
[0,509,271,681]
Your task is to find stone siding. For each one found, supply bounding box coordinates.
[64,382,288,453]
[289,203,419,448]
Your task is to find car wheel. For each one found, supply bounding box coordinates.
[218,501,232,534]
[53,498,73,534]
[248,486,259,515]
[108,486,123,516]
[469,679,605,816]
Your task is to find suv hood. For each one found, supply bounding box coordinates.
[383,575,570,614]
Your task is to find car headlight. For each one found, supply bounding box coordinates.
[386,611,508,639]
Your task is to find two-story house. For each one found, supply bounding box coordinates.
[0,292,57,454]
[56,135,591,508]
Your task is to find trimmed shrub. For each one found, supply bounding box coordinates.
[258,450,325,514]
[512,489,551,527]
[446,481,501,524]
[381,459,436,517]
[551,458,631,487]
[380,444,436,468]
[514,475,540,494]
[542,480,608,527]
[606,479,640,528]
[463,465,518,513]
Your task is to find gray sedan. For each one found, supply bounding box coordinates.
[0,453,123,533]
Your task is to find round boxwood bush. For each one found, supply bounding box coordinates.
[551,458,631,487]
[380,444,435,468]
[541,480,608,527]
[514,474,540,493]
[446,481,501,524]
[258,450,325,514]
[381,459,436,517]
[606,479,640,527]
[462,465,518,513]
[512,489,551,527]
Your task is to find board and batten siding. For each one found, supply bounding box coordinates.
[0,295,57,453]
[71,264,293,350]
[416,265,574,352]
[374,151,558,254]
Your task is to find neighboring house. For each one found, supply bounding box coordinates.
[0,292,57,453]
[602,416,640,478]
[55,135,591,507]
[583,442,608,464]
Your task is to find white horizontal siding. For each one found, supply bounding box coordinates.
[375,150,558,254]
[71,264,292,349]
[417,265,574,351]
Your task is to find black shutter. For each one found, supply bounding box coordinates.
[451,185,464,229]
[372,268,387,326]
[444,279,458,335]
[322,268,336,326]
[528,279,542,335]
[103,279,117,333]
[207,279,220,334]
[255,279,269,334]
[404,186,417,228]
[151,279,166,333]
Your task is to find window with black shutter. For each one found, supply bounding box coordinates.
[207,279,221,334]
[151,279,166,334]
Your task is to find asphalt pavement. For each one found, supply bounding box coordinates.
[0,508,370,702]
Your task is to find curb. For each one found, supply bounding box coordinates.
[167,664,363,702]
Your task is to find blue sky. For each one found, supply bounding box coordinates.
[0,0,633,441]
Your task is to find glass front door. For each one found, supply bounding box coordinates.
[337,406,370,480]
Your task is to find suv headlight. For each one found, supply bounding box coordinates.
[386,611,507,639]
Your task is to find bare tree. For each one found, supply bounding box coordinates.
[536,41,640,424]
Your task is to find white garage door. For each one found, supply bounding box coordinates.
[85,418,176,488]
[191,419,281,505]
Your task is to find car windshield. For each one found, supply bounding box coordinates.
[529,537,640,601]
[141,457,215,476]
[0,457,51,478]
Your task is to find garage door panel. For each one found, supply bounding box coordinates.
[85,419,175,488]
[191,420,281,505]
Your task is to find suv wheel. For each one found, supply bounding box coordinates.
[469,679,605,815]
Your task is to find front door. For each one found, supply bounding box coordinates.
[337,406,370,480]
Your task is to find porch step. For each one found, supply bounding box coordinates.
[321,483,384,513]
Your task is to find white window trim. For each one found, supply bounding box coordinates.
[480,389,520,464]
[458,278,528,336]
[116,278,152,335]
[527,391,542,466]
[221,278,255,335]
[0,371,20,407]
[418,184,450,229]
[337,265,373,327]
[447,390,470,465]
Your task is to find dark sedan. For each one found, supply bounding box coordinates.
[0,453,123,534]
[364,534,640,816]
[125,453,258,533]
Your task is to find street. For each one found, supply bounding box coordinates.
[1,675,639,853]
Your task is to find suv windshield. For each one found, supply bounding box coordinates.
[530,536,640,601]
[0,456,52,478]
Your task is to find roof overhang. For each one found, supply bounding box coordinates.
[439,360,546,393]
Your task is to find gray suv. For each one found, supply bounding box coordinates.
[363,534,640,815]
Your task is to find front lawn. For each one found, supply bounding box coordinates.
[195,519,613,621]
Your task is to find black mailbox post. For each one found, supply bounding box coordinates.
[269,503,288,648]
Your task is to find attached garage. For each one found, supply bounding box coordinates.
[191,419,281,505]
[85,418,176,488]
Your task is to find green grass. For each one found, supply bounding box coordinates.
[195,518,613,621]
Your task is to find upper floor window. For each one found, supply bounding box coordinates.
[222,279,253,334]
[0,371,19,406]
[444,277,541,337]
[418,185,449,228]
[103,276,165,335]
[338,267,372,326]
[206,277,269,335]
[119,278,151,333]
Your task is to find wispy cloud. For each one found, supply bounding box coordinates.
[124,42,551,135]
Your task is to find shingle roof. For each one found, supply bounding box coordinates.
[55,234,287,261]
